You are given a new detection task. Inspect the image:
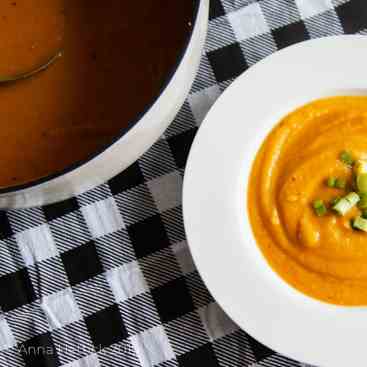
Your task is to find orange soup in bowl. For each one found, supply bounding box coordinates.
[248,96,367,306]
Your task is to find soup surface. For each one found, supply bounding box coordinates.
[0,0,193,187]
[248,96,367,305]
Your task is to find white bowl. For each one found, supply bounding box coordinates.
[0,0,209,208]
[183,35,367,367]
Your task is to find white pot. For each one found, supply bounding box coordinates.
[1,0,209,208]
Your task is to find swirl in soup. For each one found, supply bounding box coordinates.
[249,96,367,305]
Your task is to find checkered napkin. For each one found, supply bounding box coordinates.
[0,1,364,366]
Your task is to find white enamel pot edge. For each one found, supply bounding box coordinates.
[0,0,209,208]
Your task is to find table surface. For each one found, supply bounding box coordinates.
[0,1,365,366]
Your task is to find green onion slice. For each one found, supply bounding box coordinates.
[340,151,354,166]
[327,177,337,188]
[354,159,367,175]
[332,192,360,215]
[335,178,346,189]
[330,196,341,206]
[358,192,367,209]
[353,216,367,232]
[312,199,327,217]
[357,173,367,193]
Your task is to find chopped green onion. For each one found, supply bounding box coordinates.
[332,192,360,215]
[330,196,341,206]
[327,177,337,188]
[362,209,367,219]
[354,159,367,175]
[340,151,354,166]
[357,173,367,193]
[346,192,360,205]
[352,216,367,232]
[358,192,367,209]
[335,178,346,189]
[312,199,327,216]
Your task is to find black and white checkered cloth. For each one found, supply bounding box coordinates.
[0,1,365,366]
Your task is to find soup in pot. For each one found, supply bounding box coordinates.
[0,0,194,187]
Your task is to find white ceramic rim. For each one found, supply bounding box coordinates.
[183,35,367,367]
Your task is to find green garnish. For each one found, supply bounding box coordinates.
[332,192,360,215]
[352,216,367,232]
[327,177,337,188]
[310,154,367,229]
[354,159,367,175]
[340,151,354,166]
[345,192,360,204]
[335,178,346,189]
[353,160,367,193]
[313,199,327,216]
[330,196,341,206]
[358,192,367,209]
[356,173,367,193]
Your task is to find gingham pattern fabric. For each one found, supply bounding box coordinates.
[0,1,365,366]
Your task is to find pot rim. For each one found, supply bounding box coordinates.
[1,0,201,195]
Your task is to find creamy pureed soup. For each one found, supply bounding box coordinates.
[0,0,193,187]
[249,96,367,306]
